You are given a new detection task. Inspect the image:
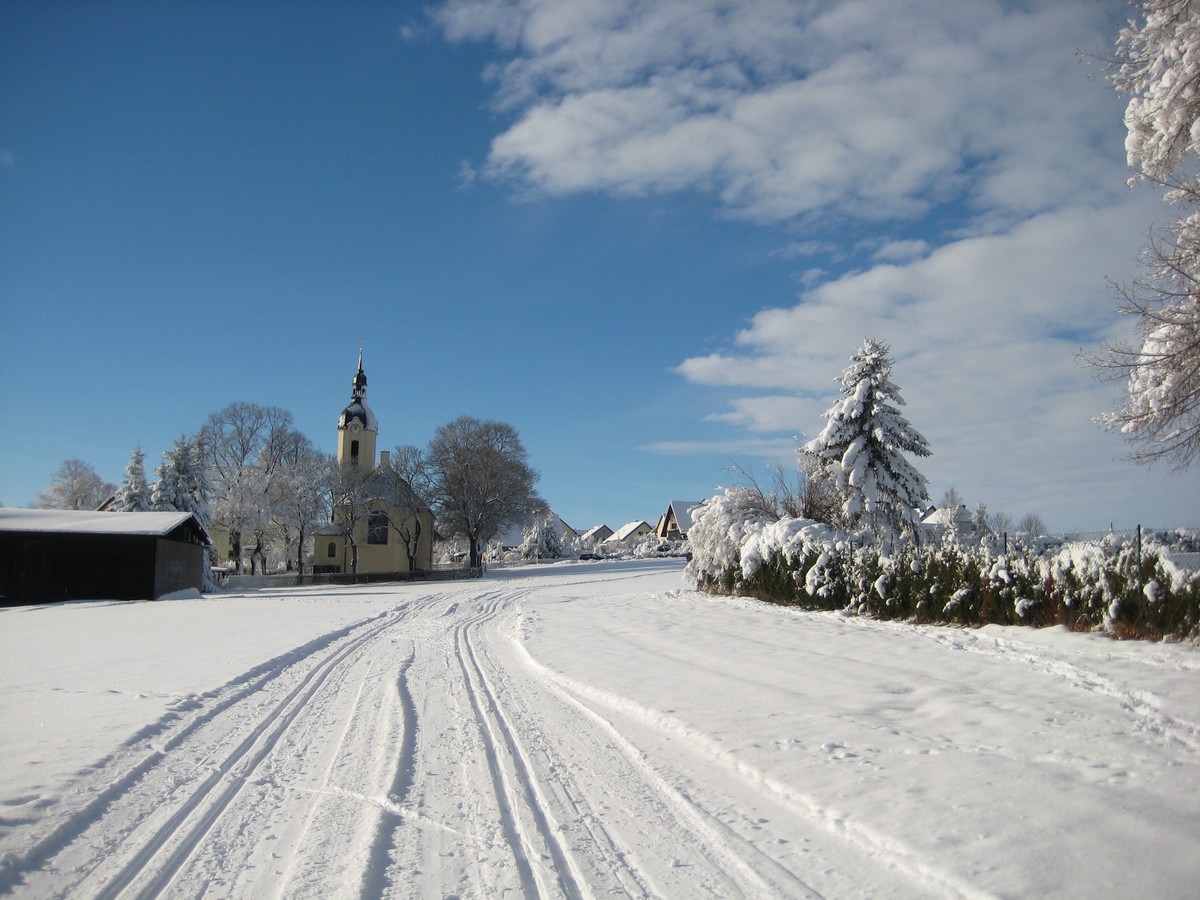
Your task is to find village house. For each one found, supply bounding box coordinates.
[579,524,614,547]
[655,500,702,542]
[600,520,654,552]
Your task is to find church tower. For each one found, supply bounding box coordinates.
[337,349,378,468]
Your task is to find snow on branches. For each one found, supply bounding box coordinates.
[802,339,931,538]
[1094,0,1200,468]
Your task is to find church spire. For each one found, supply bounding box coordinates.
[351,343,367,402]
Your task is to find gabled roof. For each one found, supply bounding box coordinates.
[606,520,652,542]
[0,508,205,539]
[666,501,702,535]
[581,524,612,541]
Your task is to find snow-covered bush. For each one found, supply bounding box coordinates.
[686,486,1200,640]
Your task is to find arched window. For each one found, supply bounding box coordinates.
[350,439,360,463]
[327,541,337,558]
[368,510,389,545]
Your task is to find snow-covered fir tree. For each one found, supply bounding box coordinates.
[152,437,211,526]
[112,446,152,512]
[153,436,217,589]
[802,339,931,540]
[1091,0,1200,468]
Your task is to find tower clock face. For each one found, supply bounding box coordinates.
[350,423,362,435]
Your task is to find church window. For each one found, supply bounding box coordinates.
[327,541,337,558]
[368,510,389,545]
[350,440,360,464]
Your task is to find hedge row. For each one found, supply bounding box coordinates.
[691,533,1200,641]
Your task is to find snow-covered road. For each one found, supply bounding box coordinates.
[1,559,1197,897]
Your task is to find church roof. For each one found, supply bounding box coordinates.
[338,350,378,431]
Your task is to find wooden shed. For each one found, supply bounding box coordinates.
[0,509,210,606]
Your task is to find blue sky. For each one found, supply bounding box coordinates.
[2,0,1197,533]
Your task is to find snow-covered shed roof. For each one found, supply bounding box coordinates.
[0,508,204,538]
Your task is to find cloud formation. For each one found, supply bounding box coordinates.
[435,0,1200,526]
[437,0,1124,223]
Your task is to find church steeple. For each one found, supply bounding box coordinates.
[351,346,367,402]
[337,348,378,468]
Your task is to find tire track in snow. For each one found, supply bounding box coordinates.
[477,583,818,898]
[453,590,587,899]
[10,605,411,899]
[0,609,401,895]
[94,611,402,899]
[359,643,420,897]
[509,633,989,900]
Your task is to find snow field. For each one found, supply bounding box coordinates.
[1,559,1198,897]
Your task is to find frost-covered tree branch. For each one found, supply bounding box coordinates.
[1092,0,1200,468]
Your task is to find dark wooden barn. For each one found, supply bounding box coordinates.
[0,509,210,606]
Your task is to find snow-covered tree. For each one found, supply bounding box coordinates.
[34,458,116,510]
[200,402,296,573]
[152,436,212,530]
[112,446,152,511]
[269,438,332,573]
[1092,0,1200,469]
[519,515,567,560]
[153,436,216,590]
[971,500,990,530]
[802,339,931,540]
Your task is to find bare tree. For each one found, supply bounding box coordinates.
[34,459,116,510]
[988,510,1014,536]
[1018,512,1047,539]
[424,416,545,569]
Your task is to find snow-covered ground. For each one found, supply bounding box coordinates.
[1,558,1197,898]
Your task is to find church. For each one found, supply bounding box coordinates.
[312,353,435,576]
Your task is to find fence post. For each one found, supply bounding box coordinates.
[1136,523,1143,592]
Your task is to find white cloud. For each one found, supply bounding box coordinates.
[873,239,930,263]
[437,0,1126,225]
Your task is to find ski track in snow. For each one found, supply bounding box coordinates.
[1,561,1197,898]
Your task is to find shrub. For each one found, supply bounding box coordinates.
[686,495,1200,641]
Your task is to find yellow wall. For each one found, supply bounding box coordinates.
[321,500,435,574]
[337,417,377,469]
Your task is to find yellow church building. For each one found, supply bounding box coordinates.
[312,353,435,576]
